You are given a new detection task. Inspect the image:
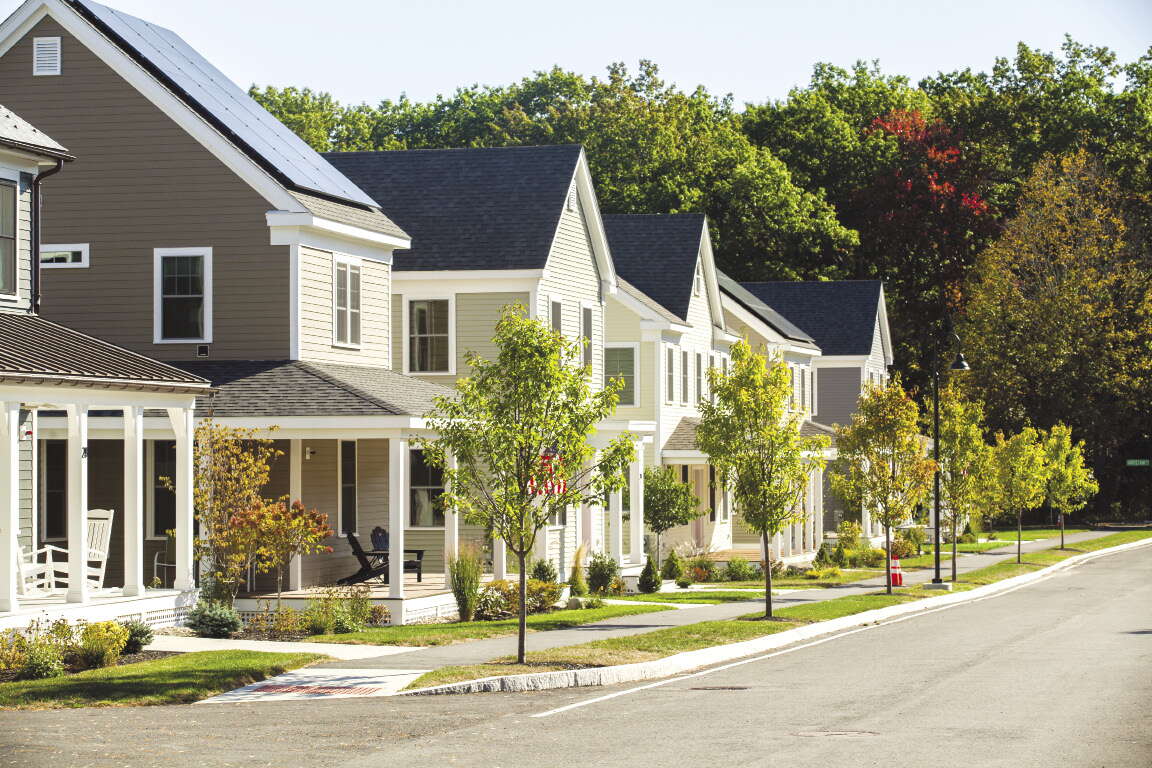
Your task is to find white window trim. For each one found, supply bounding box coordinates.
[153,247,213,344]
[0,177,17,301]
[337,439,359,536]
[331,251,362,350]
[40,242,89,269]
[580,299,596,369]
[402,294,456,375]
[605,342,639,407]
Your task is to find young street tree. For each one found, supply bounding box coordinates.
[256,500,333,610]
[1042,424,1098,549]
[697,340,828,618]
[991,427,1049,564]
[643,465,699,563]
[831,379,935,594]
[937,384,993,581]
[422,306,635,663]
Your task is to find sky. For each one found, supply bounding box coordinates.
[3,0,1149,106]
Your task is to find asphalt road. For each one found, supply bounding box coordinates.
[4,542,1150,768]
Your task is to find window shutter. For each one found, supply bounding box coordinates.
[551,300,562,332]
[334,262,348,344]
[33,37,61,76]
[582,306,593,367]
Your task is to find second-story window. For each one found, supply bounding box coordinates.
[0,181,14,297]
[154,247,211,343]
[693,260,703,296]
[681,350,689,405]
[800,366,806,411]
[409,299,451,372]
[605,345,636,406]
[333,256,361,347]
[665,346,675,403]
[695,352,703,403]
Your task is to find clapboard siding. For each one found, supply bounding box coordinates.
[0,172,32,313]
[814,367,862,429]
[17,410,33,550]
[298,247,391,366]
[299,440,341,586]
[0,17,291,360]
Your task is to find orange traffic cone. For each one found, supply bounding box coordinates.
[891,556,904,587]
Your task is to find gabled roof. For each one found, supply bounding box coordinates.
[0,102,72,159]
[324,145,585,271]
[26,1,404,238]
[617,278,682,324]
[0,314,209,391]
[602,214,705,321]
[716,270,815,345]
[174,360,452,418]
[740,281,885,358]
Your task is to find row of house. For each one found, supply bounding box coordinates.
[0,0,891,627]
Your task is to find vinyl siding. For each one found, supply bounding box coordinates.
[814,366,862,429]
[0,169,31,313]
[298,247,391,366]
[17,410,33,550]
[0,17,291,359]
[603,299,654,421]
[298,439,341,586]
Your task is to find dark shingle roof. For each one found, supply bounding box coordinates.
[0,314,208,389]
[740,281,884,357]
[716,271,815,346]
[174,360,452,417]
[0,104,72,159]
[602,214,704,321]
[323,145,583,271]
[617,278,681,324]
[801,420,837,444]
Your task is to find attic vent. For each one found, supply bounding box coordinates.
[33,37,61,76]
[567,186,578,212]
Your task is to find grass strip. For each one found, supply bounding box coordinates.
[611,591,766,605]
[0,650,325,710]
[717,569,883,590]
[305,604,672,646]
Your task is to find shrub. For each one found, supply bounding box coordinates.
[526,579,563,613]
[584,596,604,609]
[900,526,926,555]
[812,543,833,568]
[661,550,685,581]
[17,640,64,680]
[569,543,589,597]
[638,556,661,593]
[449,544,484,622]
[530,558,559,584]
[807,566,842,580]
[960,532,978,544]
[850,547,887,568]
[675,576,692,589]
[75,621,129,669]
[331,606,366,634]
[587,551,620,595]
[271,606,305,637]
[120,620,153,655]
[368,604,390,627]
[0,630,26,672]
[889,537,915,560]
[609,576,626,596]
[687,556,718,583]
[831,542,848,567]
[187,601,242,638]
[723,556,757,582]
[836,520,862,551]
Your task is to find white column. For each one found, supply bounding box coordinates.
[772,531,783,561]
[65,404,89,602]
[388,437,409,599]
[861,505,872,542]
[493,538,507,580]
[167,408,195,591]
[793,515,804,553]
[609,488,624,565]
[288,438,303,591]
[443,451,459,570]
[122,407,144,596]
[816,469,826,546]
[0,403,19,612]
[628,443,645,565]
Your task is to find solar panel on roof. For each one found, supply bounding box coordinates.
[72,0,379,208]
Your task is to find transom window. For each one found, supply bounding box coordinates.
[333,256,361,347]
[41,243,89,268]
[605,346,636,406]
[154,247,211,343]
[0,182,15,297]
[410,449,445,527]
[408,299,451,373]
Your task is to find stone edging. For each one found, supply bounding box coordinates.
[401,536,1152,696]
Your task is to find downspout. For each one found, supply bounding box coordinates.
[30,158,64,314]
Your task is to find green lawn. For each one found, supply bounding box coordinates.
[774,592,922,622]
[982,527,1088,542]
[0,650,324,710]
[305,604,672,646]
[719,569,883,589]
[899,542,1010,569]
[613,591,767,605]
[942,530,1152,586]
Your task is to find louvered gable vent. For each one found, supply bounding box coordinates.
[33,36,61,76]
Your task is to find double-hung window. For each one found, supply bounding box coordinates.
[410,449,445,527]
[149,441,177,539]
[799,366,806,411]
[550,300,562,333]
[0,181,15,298]
[680,350,689,405]
[154,247,211,343]
[665,346,675,403]
[339,441,357,535]
[605,345,637,406]
[333,255,361,347]
[408,299,451,373]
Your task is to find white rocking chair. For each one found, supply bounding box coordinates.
[18,509,116,594]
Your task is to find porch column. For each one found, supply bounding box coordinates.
[861,504,873,542]
[442,451,459,570]
[167,408,195,591]
[793,514,803,553]
[122,407,145,596]
[608,488,624,565]
[388,437,409,599]
[815,468,825,545]
[65,404,89,602]
[628,442,645,565]
[0,403,19,612]
[288,439,303,591]
[772,531,783,561]
[492,538,507,580]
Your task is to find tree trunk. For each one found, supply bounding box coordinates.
[517,552,528,664]
[1016,511,1023,564]
[1060,513,1066,550]
[762,532,773,619]
[885,524,892,595]
[951,515,958,582]
[276,566,283,613]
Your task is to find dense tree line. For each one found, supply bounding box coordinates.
[251,38,1152,516]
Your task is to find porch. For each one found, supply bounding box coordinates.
[0,587,196,631]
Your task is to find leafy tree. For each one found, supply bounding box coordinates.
[831,380,935,594]
[962,150,1152,517]
[990,427,1048,563]
[254,500,333,610]
[1041,424,1099,549]
[696,340,828,617]
[936,385,993,581]
[642,465,699,562]
[421,306,634,662]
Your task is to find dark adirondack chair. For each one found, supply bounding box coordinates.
[336,533,388,585]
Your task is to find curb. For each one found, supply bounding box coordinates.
[401,535,1152,697]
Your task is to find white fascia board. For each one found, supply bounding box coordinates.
[784,343,822,358]
[812,355,870,368]
[877,287,894,366]
[267,220,396,264]
[0,1,305,214]
[265,211,409,252]
[698,220,726,328]
[392,269,542,295]
[713,326,741,345]
[597,419,658,435]
[0,383,202,409]
[573,149,616,294]
[662,449,709,462]
[721,295,789,346]
[0,146,55,171]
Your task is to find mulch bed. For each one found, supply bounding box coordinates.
[0,649,182,684]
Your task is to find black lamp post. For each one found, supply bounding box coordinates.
[932,334,970,585]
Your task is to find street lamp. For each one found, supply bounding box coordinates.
[932,332,970,585]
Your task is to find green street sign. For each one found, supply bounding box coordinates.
[1126,459,1150,467]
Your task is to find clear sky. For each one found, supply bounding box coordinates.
[4,0,1149,106]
